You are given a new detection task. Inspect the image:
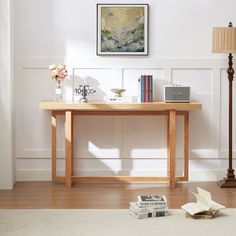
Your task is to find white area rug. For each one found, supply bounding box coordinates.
[0,209,235,236]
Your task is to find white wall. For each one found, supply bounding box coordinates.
[14,0,236,181]
[0,0,15,189]
[14,0,236,58]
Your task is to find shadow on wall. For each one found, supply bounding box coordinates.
[190,91,215,151]
[73,75,106,101]
[70,114,169,177]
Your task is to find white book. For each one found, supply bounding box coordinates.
[129,209,168,219]
[181,187,225,216]
[137,195,167,206]
[129,203,168,213]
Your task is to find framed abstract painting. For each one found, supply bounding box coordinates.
[96,4,149,56]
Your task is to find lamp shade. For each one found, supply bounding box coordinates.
[212,27,236,53]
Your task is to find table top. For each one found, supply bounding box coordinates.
[39,101,202,111]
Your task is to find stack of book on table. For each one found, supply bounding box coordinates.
[138,75,153,102]
[129,195,168,219]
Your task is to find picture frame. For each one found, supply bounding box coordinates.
[96,4,149,56]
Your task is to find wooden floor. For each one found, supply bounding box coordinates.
[0,181,236,209]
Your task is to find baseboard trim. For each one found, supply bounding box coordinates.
[16,170,227,182]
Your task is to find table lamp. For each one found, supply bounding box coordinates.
[212,22,236,187]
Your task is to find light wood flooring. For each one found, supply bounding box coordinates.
[0,181,236,209]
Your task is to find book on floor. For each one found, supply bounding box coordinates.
[129,209,168,219]
[130,201,168,213]
[181,187,225,219]
[129,194,168,219]
[137,195,167,207]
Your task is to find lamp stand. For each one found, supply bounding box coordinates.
[218,52,236,187]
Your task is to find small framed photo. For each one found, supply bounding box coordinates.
[96,4,149,56]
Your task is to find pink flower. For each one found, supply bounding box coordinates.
[56,64,68,80]
[49,64,68,81]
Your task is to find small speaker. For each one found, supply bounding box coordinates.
[164,85,190,102]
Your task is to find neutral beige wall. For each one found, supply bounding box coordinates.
[0,0,15,189]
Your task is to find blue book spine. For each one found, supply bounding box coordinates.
[141,75,145,102]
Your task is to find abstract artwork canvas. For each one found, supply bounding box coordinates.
[97,4,149,55]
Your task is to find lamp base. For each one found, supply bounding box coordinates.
[217,178,236,188]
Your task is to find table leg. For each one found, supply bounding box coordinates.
[52,111,57,181]
[65,111,73,188]
[167,115,170,178]
[168,110,176,189]
[184,112,189,180]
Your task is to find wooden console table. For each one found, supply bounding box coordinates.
[39,101,202,189]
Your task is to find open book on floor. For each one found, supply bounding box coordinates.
[181,187,225,219]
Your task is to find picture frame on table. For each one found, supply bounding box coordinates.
[96,4,149,56]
